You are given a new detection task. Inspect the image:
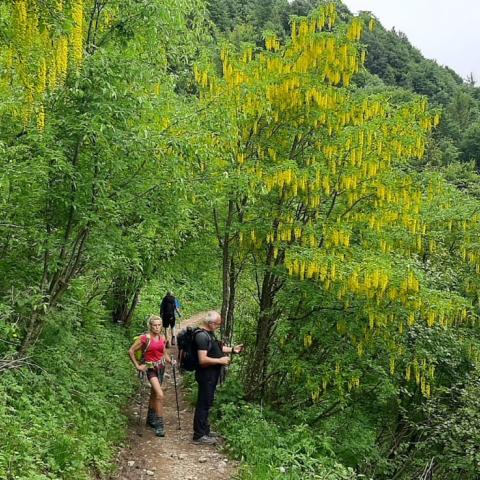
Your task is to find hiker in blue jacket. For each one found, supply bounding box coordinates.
[175,297,182,319]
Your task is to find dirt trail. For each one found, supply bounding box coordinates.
[110,312,239,480]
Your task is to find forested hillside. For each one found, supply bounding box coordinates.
[1,1,479,479]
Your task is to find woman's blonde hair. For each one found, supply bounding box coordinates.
[148,314,162,328]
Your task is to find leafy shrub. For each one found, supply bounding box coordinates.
[215,401,360,480]
[0,316,135,480]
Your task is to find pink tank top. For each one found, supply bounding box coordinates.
[141,335,165,363]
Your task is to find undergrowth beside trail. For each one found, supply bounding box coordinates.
[213,382,359,480]
[0,316,135,480]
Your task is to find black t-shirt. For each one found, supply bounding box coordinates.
[195,330,224,359]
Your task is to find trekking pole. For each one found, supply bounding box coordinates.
[136,371,147,436]
[172,363,181,430]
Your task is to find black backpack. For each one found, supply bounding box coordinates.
[177,327,210,372]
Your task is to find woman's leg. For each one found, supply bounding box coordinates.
[149,376,164,417]
[146,371,159,427]
[170,317,176,345]
[148,375,165,436]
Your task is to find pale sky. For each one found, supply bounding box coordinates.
[342,0,480,84]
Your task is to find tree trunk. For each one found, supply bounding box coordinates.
[17,311,42,357]
[245,306,278,400]
[220,228,231,327]
[245,255,280,400]
[111,273,142,325]
[17,227,90,356]
[216,200,235,339]
[223,256,236,344]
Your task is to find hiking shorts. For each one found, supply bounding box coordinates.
[162,315,175,329]
[147,365,165,384]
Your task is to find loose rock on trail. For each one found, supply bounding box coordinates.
[109,313,238,480]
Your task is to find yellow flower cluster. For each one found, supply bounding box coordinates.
[460,246,480,273]
[347,269,390,298]
[292,2,338,44]
[242,47,254,63]
[37,104,45,130]
[400,271,420,295]
[405,358,435,397]
[193,65,209,88]
[5,0,88,129]
[37,58,47,95]
[304,360,360,402]
[313,373,360,397]
[15,1,28,35]
[71,1,84,65]
[346,18,363,41]
[284,256,339,283]
[265,35,280,52]
[56,37,69,83]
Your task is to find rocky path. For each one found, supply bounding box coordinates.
[109,313,239,480]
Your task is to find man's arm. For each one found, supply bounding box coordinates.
[222,344,244,354]
[198,349,230,367]
[195,331,230,367]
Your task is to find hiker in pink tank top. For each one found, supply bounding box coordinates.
[128,315,175,437]
[141,334,166,364]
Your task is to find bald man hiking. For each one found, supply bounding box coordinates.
[192,311,243,445]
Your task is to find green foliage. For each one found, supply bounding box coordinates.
[130,238,222,327]
[0,309,135,479]
[0,1,215,478]
[460,122,480,167]
[355,10,480,167]
[201,3,480,479]
[1,1,480,479]
[419,374,480,477]
[209,0,480,169]
[215,400,359,479]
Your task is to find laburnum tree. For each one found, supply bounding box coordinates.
[193,2,480,400]
[0,0,206,357]
[0,0,83,132]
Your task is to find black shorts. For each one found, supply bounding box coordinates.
[162,315,175,329]
[147,366,165,383]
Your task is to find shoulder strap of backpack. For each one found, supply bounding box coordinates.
[194,328,212,351]
[142,333,152,355]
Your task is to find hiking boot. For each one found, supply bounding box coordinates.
[171,336,176,346]
[155,417,165,437]
[193,435,217,445]
[146,408,160,428]
[207,430,221,438]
